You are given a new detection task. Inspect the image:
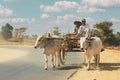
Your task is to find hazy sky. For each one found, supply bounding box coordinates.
[0,0,120,35]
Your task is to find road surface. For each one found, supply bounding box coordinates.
[0,45,84,80]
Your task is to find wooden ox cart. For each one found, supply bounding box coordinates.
[45,33,80,52]
[46,33,80,52]
[63,33,80,52]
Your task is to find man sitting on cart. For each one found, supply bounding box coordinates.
[65,20,81,39]
[77,18,91,52]
[74,21,82,34]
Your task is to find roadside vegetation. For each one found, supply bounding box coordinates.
[0,21,120,48]
[91,21,120,47]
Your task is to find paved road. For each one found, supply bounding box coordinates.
[0,46,84,80]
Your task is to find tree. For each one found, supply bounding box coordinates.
[91,29,101,37]
[94,21,120,46]
[91,29,105,42]
[31,34,38,40]
[116,32,120,38]
[94,21,114,39]
[1,23,13,40]
[13,27,27,38]
[53,26,61,35]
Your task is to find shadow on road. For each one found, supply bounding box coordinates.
[57,64,82,70]
[100,63,120,71]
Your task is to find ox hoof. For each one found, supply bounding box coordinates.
[80,48,85,52]
[44,67,48,70]
[87,68,90,71]
[53,65,55,68]
[58,64,60,67]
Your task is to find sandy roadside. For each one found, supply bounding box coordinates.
[0,48,29,63]
[69,49,120,80]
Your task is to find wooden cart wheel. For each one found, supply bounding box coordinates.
[60,48,66,65]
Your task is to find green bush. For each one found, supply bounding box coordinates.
[104,37,120,46]
[1,23,13,40]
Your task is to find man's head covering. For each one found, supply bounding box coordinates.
[82,18,86,22]
[74,21,81,26]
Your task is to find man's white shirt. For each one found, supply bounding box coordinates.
[78,24,90,38]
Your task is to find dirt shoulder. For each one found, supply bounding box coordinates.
[69,49,120,80]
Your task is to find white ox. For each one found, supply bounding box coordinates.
[34,35,66,70]
[84,36,102,70]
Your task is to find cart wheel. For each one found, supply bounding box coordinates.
[60,48,66,65]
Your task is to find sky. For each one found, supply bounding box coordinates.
[0,0,120,35]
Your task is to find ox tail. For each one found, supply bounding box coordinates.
[60,48,66,65]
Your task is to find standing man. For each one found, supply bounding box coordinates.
[78,18,90,51]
